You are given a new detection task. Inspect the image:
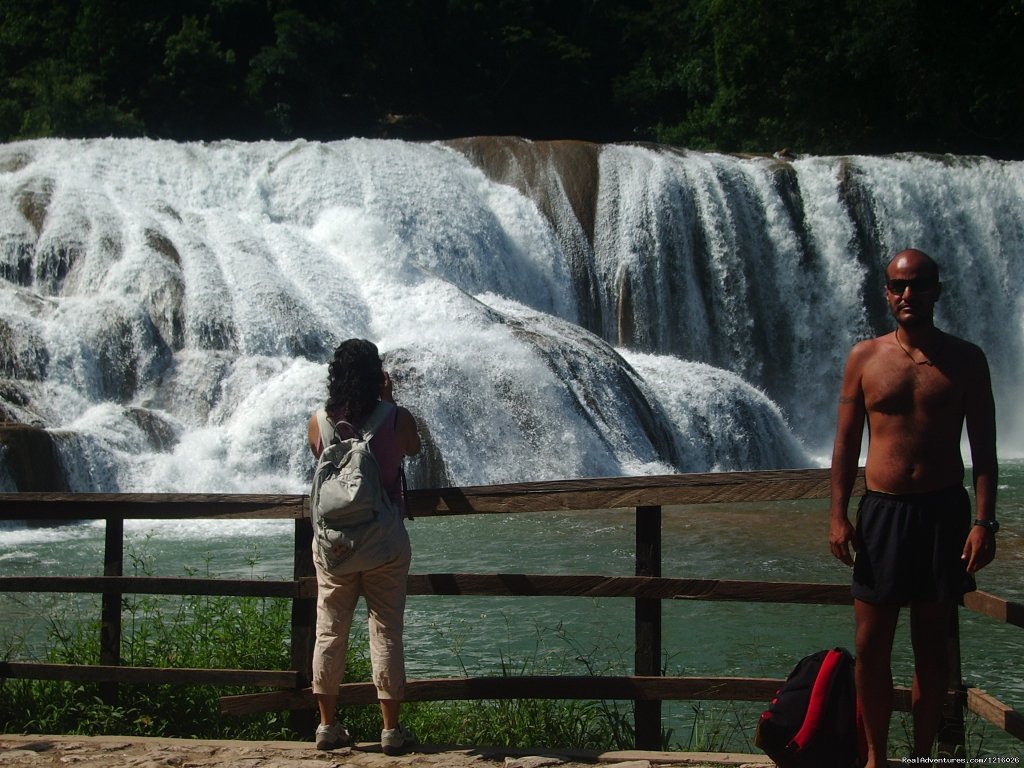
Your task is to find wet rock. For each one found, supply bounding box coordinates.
[15,177,53,236]
[0,423,70,492]
[447,136,604,335]
[0,315,49,379]
[124,407,182,452]
[0,236,34,285]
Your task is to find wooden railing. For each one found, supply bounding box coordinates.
[1,468,1022,754]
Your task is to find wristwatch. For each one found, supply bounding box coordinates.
[973,519,1000,534]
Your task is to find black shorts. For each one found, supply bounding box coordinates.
[851,485,976,605]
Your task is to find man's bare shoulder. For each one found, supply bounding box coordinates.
[938,333,993,391]
[939,331,987,359]
[847,333,892,361]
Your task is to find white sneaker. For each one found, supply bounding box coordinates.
[315,722,352,750]
[381,723,417,755]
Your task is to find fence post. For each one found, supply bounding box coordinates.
[289,510,317,736]
[634,504,662,750]
[99,514,123,705]
[937,604,966,757]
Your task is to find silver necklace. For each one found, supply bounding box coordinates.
[895,328,936,366]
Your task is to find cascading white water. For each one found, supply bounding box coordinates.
[1,138,1021,494]
[588,147,1024,456]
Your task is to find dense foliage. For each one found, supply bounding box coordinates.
[2,0,1023,157]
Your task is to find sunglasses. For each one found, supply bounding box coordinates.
[886,278,938,294]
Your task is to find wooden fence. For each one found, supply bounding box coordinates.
[1,468,1022,755]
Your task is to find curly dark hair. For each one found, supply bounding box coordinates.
[326,339,383,421]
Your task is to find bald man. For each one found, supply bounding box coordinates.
[829,249,998,766]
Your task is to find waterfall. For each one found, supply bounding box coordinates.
[1,138,1021,493]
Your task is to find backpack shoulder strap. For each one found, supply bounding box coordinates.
[315,408,335,451]
[360,401,394,441]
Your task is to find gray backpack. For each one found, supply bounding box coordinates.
[311,401,401,574]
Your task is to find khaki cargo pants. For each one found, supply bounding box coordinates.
[311,528,412,701]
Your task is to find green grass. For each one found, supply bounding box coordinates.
[1,544,299,739]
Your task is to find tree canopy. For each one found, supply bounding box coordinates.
[2,0,1022,158]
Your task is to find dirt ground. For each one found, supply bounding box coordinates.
[0,734,774,768]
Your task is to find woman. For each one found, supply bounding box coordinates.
[306,339,422,754]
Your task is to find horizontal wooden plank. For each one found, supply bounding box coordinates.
[0,661,298,688]
[405,468,864,516]
[0,468,865,521]
[668,580,852,605]
[966,687,1024,741]
[219,674,924,716]
[220,687,313,716]
[406,574,853,604]
[0,576,317,599]
[0,493,308,521]
[219,675,786,715]
[388,675,787,703]
[0,573,849,604]
[962,590,1024,629]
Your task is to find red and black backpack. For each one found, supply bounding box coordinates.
[755,647,866,768]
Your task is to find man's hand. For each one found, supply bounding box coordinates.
[962,525,996,573]
[830,516,856,567]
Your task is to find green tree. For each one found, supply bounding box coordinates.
[840,0,1024,156]
[10,59,142,137]
[153,15,240,138]
[433,0,637,140]
[246,5,369,139]
[2,0,1022,156]
[617,0,1024,157]
[1,0,148,137]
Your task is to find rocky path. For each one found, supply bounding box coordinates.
[0,734,773,768]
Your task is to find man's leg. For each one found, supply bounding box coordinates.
[909,599,953,758]
[855,598,900,768]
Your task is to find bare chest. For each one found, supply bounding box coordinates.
[863,358,964,417]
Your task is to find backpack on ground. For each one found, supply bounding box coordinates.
[755,647,865,768]
[311,401,401,574]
